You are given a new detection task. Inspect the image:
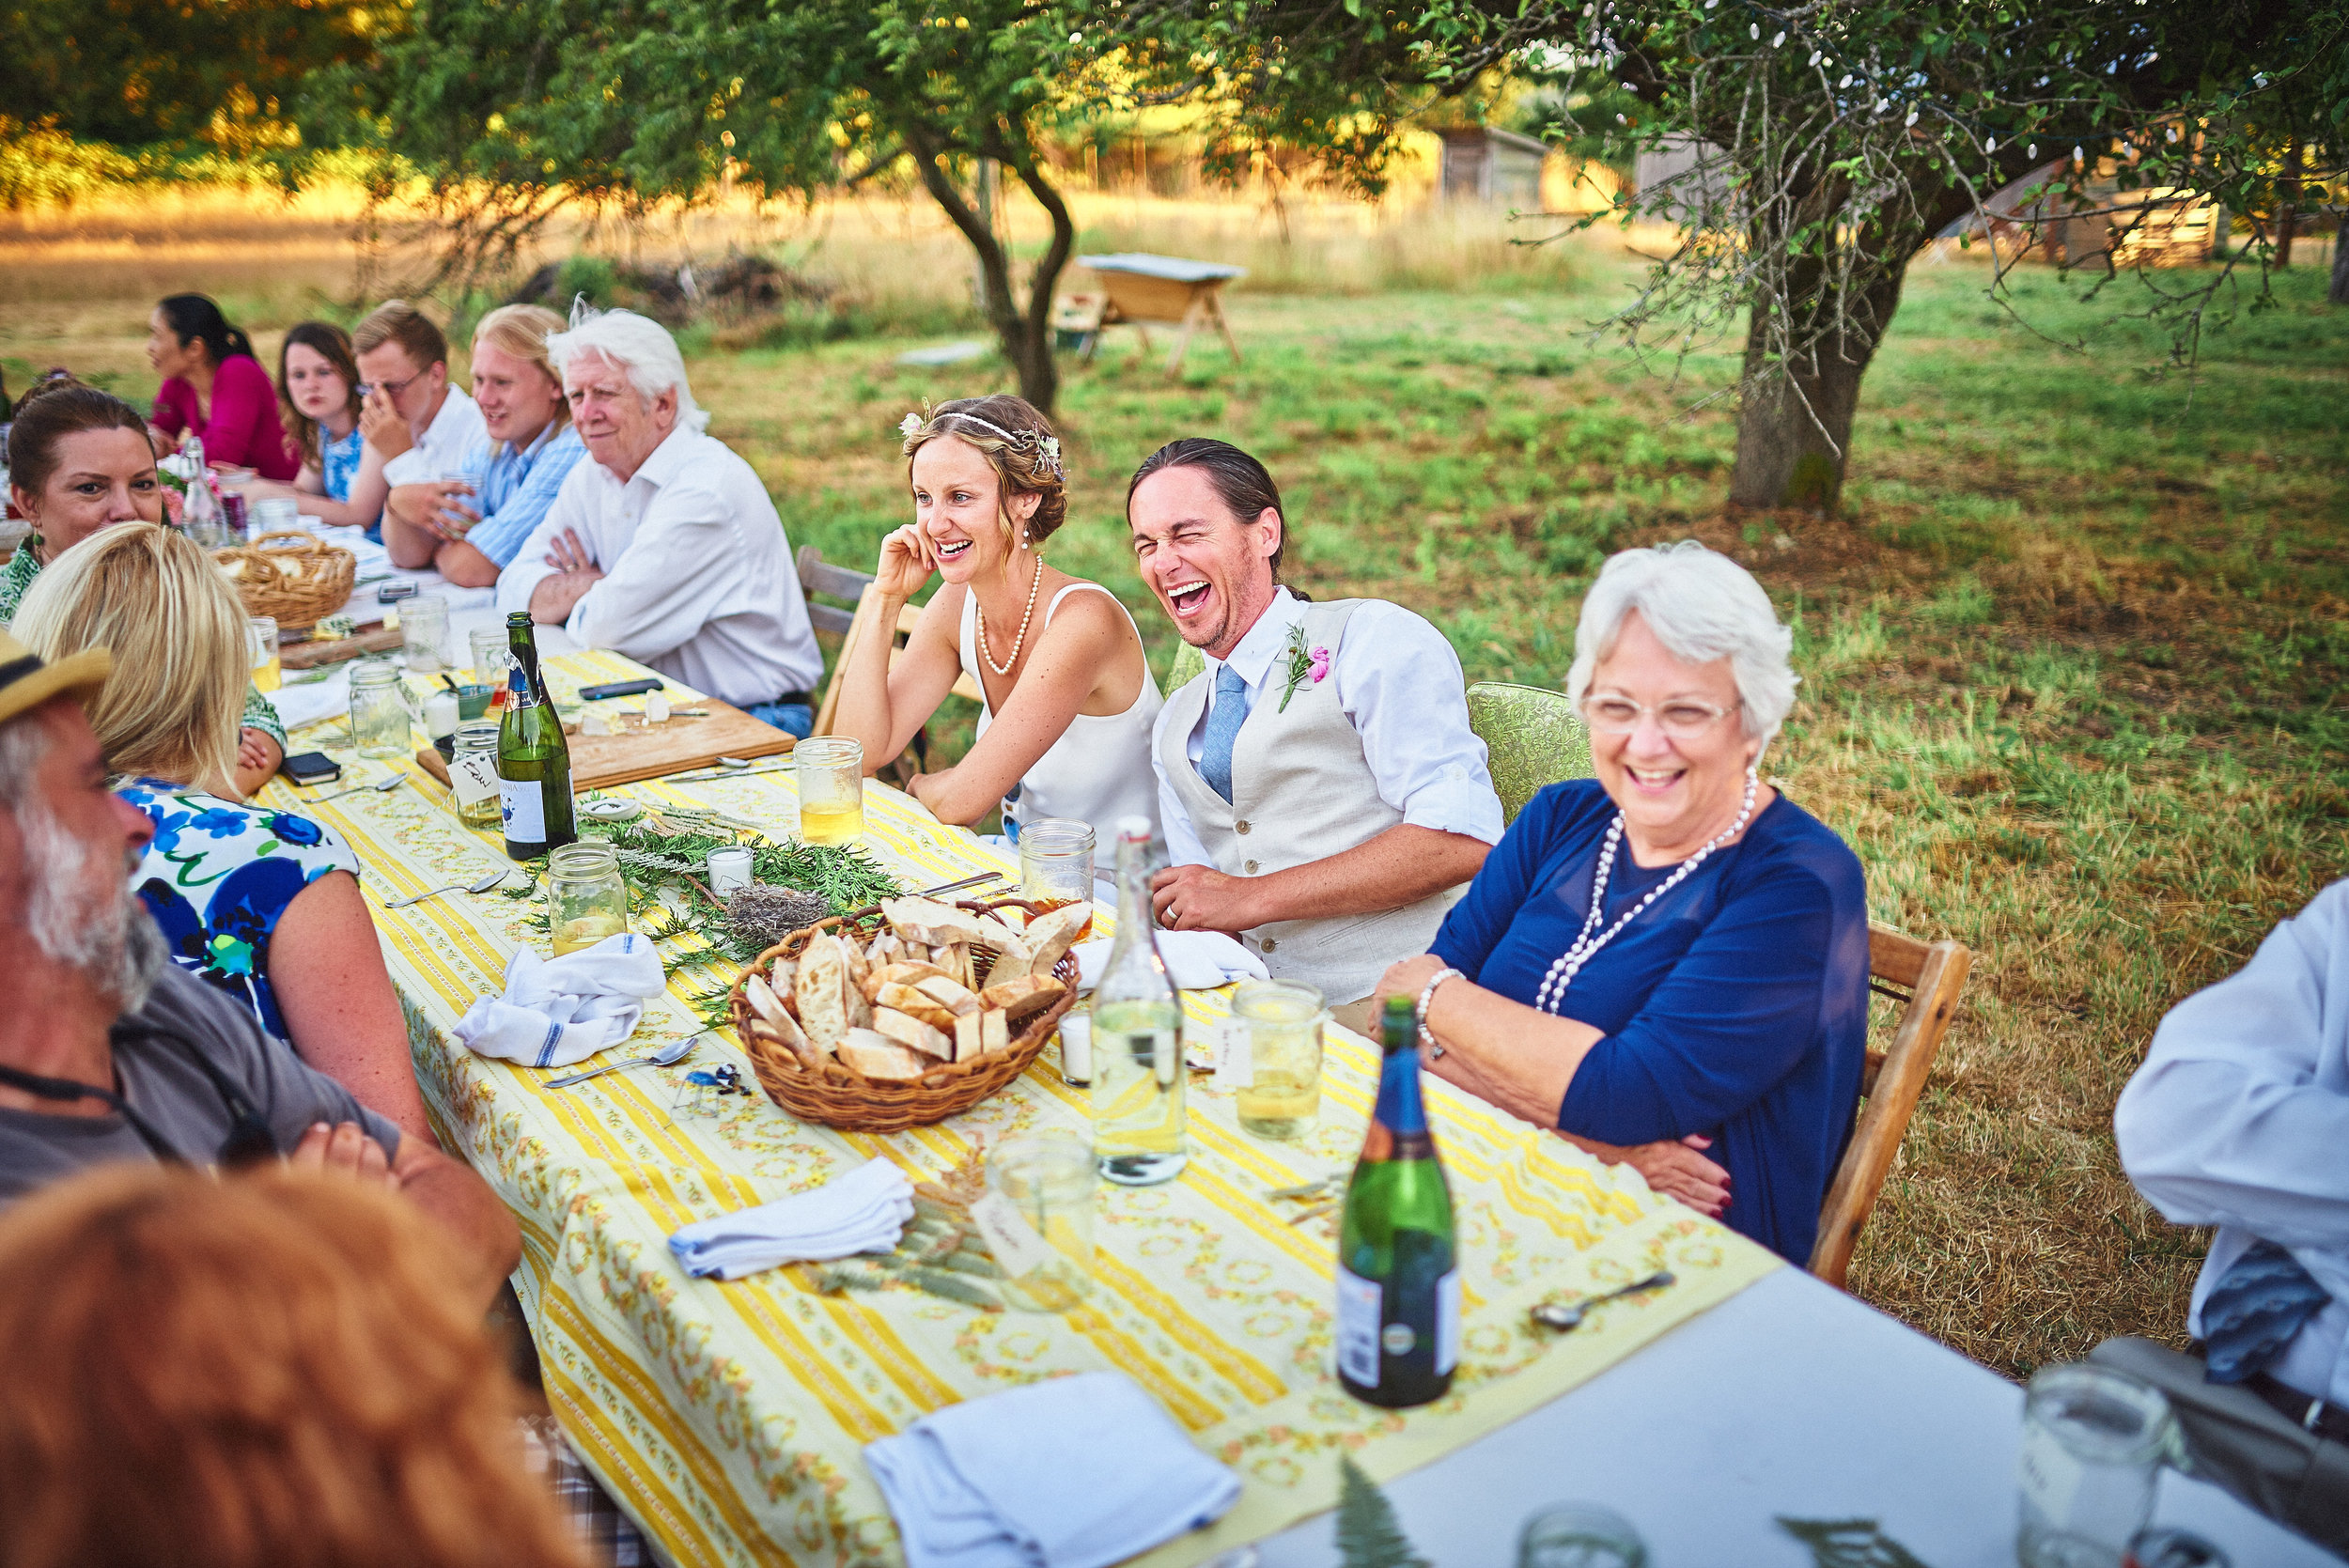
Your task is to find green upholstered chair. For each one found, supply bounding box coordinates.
[1466,680,1593,825]
[1164,639,1206,695]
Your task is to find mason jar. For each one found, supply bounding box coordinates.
[348,660,412,759]
[1018,817,1096,938]
[547,841,629,955]
[449,720,504,831]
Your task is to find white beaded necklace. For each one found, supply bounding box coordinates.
[974,554,1042,677]
[1532,767,1761,1015]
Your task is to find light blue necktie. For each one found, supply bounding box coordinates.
[1199,663,1250,803]
[2200,1238,2332,1384]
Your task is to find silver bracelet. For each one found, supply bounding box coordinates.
[1416,967,1464,1058]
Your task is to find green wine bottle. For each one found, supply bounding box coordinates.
[1336,995,1459,1408]
[496,611,575,860]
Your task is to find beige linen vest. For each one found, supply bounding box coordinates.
[1158,599,1456,1003]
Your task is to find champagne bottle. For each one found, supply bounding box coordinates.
[1090,815,1187,1186]
[496,612,575,860]
[1336,996,1459,1408]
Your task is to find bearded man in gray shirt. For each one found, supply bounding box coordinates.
[0,632,517,1309]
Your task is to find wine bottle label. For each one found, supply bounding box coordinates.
[1335,1266,1382,1386]
[451,753,500,810]
[500,779,546,843]
[969,1192,1058,1281]
[1436,1265,1461,1374]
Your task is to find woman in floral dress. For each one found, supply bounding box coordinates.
[13,525,436,1146]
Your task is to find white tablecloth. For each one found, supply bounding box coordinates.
[1256,1268,2340,1567]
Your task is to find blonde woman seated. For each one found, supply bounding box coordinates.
[833,396,1164,846]
[1373,542,1870,1265]
[15,526,436,1146]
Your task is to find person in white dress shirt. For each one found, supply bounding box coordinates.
[352,302,487,547]
[832,396,1162,846]
[1133,438,1503,1019]
[493,309,822,730]
[2103,878,2349,1551]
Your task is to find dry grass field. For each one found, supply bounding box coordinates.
[6,190,2344,1379]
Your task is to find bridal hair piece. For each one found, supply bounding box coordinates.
[899,395,1069,548]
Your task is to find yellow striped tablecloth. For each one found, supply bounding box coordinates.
[263,651,1780,1568]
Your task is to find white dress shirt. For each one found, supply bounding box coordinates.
[494,426,822,708]
[1149,586,1504,868]
[2115,877,2349,1406]
[381,384,488,488]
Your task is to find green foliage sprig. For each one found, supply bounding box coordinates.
[1335,1456,1430,1568]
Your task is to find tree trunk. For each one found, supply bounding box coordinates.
[1729,264,1910,514]
[903,127,1073,415]
[2331,217,2349,305]
[2276,135,2303,268]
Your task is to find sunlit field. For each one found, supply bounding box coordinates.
[6,192,2343,1378]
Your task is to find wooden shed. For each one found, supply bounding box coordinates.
[1436,126,1551,209]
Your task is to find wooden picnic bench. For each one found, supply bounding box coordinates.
[1058,252,1246,377]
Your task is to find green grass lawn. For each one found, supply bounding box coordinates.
[10,241,2344,1377]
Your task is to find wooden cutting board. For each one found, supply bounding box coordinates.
[282,625,404,670]
[412,700,793,790]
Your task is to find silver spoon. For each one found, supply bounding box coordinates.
[543,1033,704,1089]
[305,774,408,804]
[384,867,511,908]
[1530,1270,1676,1332]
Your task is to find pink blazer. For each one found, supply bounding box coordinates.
[150,355,299,481]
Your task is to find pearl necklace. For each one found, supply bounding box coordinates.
[975,557,1042,677]
[1532,768,1761,1014]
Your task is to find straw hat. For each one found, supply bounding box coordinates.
[0,628,110,728]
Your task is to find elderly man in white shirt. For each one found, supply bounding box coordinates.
[1131,438,1502,1019]
[494,310,822,730]
[2103,877,2349,1552]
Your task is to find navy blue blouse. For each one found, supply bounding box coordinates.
[1430,779,1871,1263]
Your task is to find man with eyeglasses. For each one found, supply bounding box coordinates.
[1128,438,1504,1025]
[0,630,520,1311]
[353,301,488,545]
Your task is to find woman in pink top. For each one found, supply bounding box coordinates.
[145,294,300,481]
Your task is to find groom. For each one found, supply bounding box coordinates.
[1131,439,1503,1018]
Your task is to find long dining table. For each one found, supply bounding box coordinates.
[260,649,2335,1568]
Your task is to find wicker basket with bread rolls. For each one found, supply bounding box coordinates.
[730,894,1088,1132]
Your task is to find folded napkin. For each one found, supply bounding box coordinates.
[668,1157,913,1280]
[452,932,667,1068]
[1073,929,1269,993]
[865,1372,1240,1568]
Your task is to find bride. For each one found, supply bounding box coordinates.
[832,396,1162,846]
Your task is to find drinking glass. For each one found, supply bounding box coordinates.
[246,616,281,693]
[449,721,504,830]
[2017,1363,2173,1568]
[251,496,300,534]
[547,841,629,954]
[1231,978,1325,1140]
[982,1132,1096,1312]
[794,737,863,845]
[1018,817,1096,938]
[1517,1504,1648,1568]
[471,627,513,713]
[400,592,450,674]
[435,470,479,536]
[347,660,412,758]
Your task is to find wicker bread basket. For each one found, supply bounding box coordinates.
[731,897,1082,1133]
[213,530,357,628]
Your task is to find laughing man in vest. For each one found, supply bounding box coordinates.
[1131,439,1505,1024]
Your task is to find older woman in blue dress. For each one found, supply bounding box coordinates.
[1374,542,1870,1264]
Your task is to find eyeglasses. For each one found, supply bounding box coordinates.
[356,372,423,401]
[1578,694,1742,737]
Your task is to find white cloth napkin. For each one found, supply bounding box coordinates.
[271,665,354,732]
[452,932,667,1068]
[668,1157,914,1280]
[1072,930,1268,993]
[865,1372,1240,1568]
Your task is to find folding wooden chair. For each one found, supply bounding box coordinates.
[800,545,981,741]
[1810,924,1973,1291]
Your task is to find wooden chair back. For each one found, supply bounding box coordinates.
[800,546,982,739]
[1810,923,1972,1290]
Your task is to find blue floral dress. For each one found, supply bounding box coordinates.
[120,781,361,1040]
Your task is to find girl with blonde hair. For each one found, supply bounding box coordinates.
[0,1164,587,1568]
[14,525,434,1145]
[383,303,586,587]
[833,394,1163,846]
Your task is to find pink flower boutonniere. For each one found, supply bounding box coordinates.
[1277,624,1331,712]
